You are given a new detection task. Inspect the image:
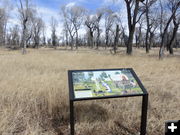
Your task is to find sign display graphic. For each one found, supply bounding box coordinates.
[72,69,143,99]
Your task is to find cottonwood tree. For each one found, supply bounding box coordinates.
[144,0,157,53]
[61,5,85,50]
[135,17,144,48]
[159,0,180,58]
[50,16,58,49]
[0,8,6,45]
[32,16,43,48]
[167,0,180,54]
[62,22,69,48]
[118,17,129,47]
[85,9,105,49]
[9,25,20,48]
[26,23,33,47]
[94,9,104,49]
[71,5,86,49]
[113,24,120,53]
[148,15,159,48]
[42,21,46,46]
[25,11,35,48]
[104,8,121,49]
[104,8,114,49]
[85,14,96,48]
[0,0,10,46]
[61,6,75,50]
[124,0,145,55]
[18,0,33,54]
[107,11,122,53]
[47,38,51,46]
[157,0,166,39]
[153,0,165,46]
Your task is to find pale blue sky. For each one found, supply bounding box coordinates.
[33,0,121,12]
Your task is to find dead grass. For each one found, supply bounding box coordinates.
[0,47,180,135]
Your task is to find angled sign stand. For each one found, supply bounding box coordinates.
[68,68,148,135]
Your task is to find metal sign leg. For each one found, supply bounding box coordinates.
[140,94,148,135]
[70,100,74,135]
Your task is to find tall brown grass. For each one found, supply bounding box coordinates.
[0,47,179,135]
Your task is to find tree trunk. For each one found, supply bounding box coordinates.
[169,45,173,54]
[159,19,174,58]
[65,31,68,48]
[114,25,120,54]
[70,36,73,50]
[3,21,7,46]
[105,30,109,50]
[125,0,140,55]
[21,21,27,54]
[75,27,79,50]
[145,0,150,53]
[75,31,78,50]
[159,1,180,59]
[90,30,93,48]
[145,31,150,53]
[96,28,100,49]
[126,26,134,55]
[149,33,154,48]
[168,19,179,55]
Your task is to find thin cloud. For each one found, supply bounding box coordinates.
[103,0,121,5]
[66,2,76,8]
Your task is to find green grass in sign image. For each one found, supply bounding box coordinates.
[74,79,143,98]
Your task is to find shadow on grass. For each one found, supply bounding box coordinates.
[50,103,109,135]
[51,104,69,135]
[75,103,109,123]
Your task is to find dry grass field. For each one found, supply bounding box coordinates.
[0,47,180,135]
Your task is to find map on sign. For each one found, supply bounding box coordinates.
[72,69,143,99]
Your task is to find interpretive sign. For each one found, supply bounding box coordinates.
[68,68,148,135]
[72,69,143,99]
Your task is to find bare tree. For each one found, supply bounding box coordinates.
[61,6,75,50]
[71,5,86,49]
[47,38,51,46]
[0,8,6,45]
[0,0,11,46]
[42,21,46,46]
[149,16,159,48]
[135,17,144,48]
[104,8,114,49]
[85,9,105,49]
[105,10,122,49]
[61,5,85,50]
[32,16,43,48]
[167,0,180,54]
[85,14,96,48]
[159,0,180,58]
[158,0,167,39]
[94,9,104,49]
[113,24,120,53]
[62,22,69,48]
[159,0,163,37]
[9,25,20,48]
[124,0,145,55]
[144,0,157,53]
[50,16,58,49]
[18,0,33,54]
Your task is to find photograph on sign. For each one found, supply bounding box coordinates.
[72,69,143,99]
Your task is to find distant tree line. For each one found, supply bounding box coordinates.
[0,0,180,58]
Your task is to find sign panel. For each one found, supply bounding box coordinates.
[71,69,144,99]
[68,68,148,135]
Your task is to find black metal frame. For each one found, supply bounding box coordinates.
[68,68,148,135]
